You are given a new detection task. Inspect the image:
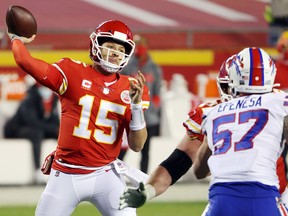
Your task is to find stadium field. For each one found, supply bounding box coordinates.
[0,201,208,216]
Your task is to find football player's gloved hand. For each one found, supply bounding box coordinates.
[119,182,156,210]
[7,32,36,44]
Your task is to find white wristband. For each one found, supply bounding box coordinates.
[144,184,156,201]
[129,102,146,131]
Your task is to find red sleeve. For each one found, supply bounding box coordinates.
[277,156,287,194]
[142,84,150,110]
[183,106,205,142]
[11,39,64,92]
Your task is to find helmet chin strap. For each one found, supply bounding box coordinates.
[99,60,119,73]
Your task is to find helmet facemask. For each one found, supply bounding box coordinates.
[217,55,235,101]
[90,31,135,73]
[217,77,233,101]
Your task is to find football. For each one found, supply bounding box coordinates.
[6,5,37,38]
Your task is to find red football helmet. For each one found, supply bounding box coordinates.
[89,20,135,73]
[216,55,235,101]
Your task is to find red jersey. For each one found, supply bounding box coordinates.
[11,40,150,174]
[183,99,222,142]
[275,61,288,90]
[48,58,149,173]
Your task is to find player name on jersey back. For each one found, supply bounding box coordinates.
[217,96,261,112]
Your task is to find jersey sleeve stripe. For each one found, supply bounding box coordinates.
[184,118,201,133]
[52,63,68,95]
[142,101,150,110]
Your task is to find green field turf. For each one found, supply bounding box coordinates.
[0,201,208,216]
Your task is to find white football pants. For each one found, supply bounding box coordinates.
[35,167,137,216]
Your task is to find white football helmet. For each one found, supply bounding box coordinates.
[228,47,276,97]
[217,55,235,101]
[89,20,135,73]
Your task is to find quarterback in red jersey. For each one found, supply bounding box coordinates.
[8,20,149,216]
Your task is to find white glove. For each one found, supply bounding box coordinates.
[7,32,36,44]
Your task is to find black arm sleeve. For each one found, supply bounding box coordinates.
[160,149,192,185]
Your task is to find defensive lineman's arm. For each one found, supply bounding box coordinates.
[193,135,212,179]
[119,135,202,209]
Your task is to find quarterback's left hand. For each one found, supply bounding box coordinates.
[129,71,145,104]
[119,182,147,210]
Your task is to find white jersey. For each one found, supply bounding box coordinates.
[202,92,288,188]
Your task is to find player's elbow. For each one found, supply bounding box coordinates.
[194,172,206,180]
[129,142,144,152]
[192,164,208,180]
[127,129,147,152]
[128,137,145,152]
[131,147,142,152]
